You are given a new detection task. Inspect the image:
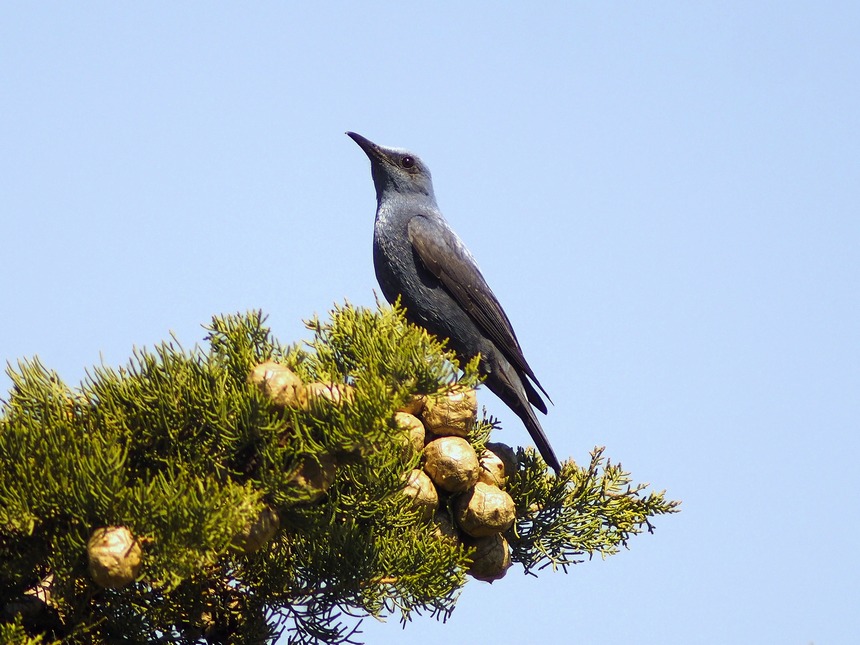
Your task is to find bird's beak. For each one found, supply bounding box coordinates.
[346,131,386,163]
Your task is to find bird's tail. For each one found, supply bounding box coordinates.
[486,359,561,473]
[516,402,562,473]
[523,378,549,414]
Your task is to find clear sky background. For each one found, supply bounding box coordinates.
[2,3,858,644]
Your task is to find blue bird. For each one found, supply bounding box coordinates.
[348,132,560,472]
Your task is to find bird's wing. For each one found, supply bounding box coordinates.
[407,215,550,402]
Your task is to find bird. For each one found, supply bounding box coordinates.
[347,132,561,472]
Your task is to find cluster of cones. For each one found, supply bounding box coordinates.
[396,388,517,582]
[77,362,521,593]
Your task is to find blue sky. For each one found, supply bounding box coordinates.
[2,3,858,643]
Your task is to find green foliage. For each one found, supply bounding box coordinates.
[0,303,678,644]
[506,447,680,574]
[0,616,50,645]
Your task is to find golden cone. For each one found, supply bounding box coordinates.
[478,448,508,488]
[467,533,512,582]
[248,362,307,409]
[485,442,518,480]
[394,412,426,459]
[420,386,477,437]
[397,394,426,416]
[403,469,439,520]
[455,481,516,537]
[305,381,354,406]
[87,526,142,589]
[423,436,480,493]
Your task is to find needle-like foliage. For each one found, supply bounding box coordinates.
[0,303,678,644]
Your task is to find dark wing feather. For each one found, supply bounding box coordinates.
[407,215,551,403]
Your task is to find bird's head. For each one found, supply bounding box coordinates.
[347,132,436,203]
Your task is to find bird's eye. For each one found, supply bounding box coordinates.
[401,156,415,169]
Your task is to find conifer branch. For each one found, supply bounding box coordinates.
[0,304,678,644]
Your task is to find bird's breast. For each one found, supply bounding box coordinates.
[373,211,415,299]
